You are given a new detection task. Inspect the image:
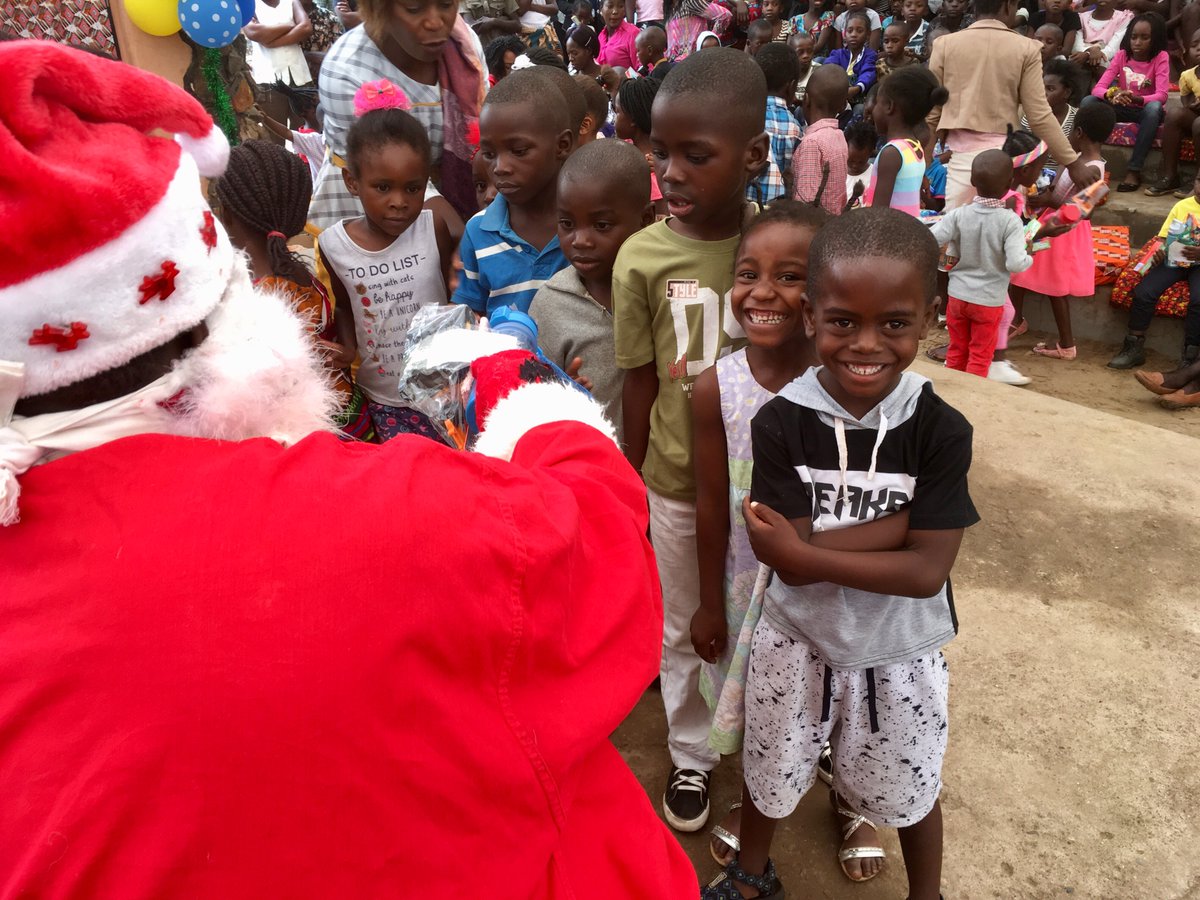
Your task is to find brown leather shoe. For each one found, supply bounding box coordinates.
[1159,388,1200,409]
[1134,370,1173,395]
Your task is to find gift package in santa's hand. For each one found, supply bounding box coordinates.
[391,304,514,448]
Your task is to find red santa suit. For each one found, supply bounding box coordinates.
[0,404,696,897]
[0,43,697,899]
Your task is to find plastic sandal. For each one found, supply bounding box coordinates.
[1032,342,1077,360]
[710,802,742,866]
[1009,318,1028,339]
[701,857,785,900]
[836,802,886,883]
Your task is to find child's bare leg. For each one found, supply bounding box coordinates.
[1049,295,1075,348]
[729,785,779,899]
[897,798,943,900]
[1010,284,1027,327]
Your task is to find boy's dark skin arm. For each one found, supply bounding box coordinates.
[690,369,731,663]
[744,497,963,597]
[622,362,657,470]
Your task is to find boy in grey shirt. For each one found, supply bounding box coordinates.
[528,140,653,446]
[929,149,1033,377]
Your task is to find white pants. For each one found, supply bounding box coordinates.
[944,146,991,212]
[648,489,721,772]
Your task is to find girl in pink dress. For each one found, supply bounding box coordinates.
[1010,102,1116,360]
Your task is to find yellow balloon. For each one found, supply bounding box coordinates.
[125,0,183,36]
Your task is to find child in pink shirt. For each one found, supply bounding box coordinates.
[597,0,641,68]
[1082,11,1168,191]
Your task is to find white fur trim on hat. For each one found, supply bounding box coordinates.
[472,380,617,462]
[177,127,230,178]
[2,153,235,399]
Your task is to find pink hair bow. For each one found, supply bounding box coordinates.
[353,80,411,118]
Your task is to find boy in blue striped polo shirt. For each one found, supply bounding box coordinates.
[452,69,575,317]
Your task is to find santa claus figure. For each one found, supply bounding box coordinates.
[0,42,696,897]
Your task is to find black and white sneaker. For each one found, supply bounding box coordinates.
[663,766,710,832]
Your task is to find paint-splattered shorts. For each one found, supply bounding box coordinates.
[743,619,949,828]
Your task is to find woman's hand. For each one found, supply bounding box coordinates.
[736,0,749,24]
[1181,244,1200,263]
[1153,247,1167,267]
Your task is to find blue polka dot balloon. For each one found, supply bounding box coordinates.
[177,0,243,47]
[236,0,255,26]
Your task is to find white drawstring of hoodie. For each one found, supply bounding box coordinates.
[832,412,889,507]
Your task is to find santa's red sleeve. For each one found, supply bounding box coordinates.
[470,380,699,897]
[0,379,696,898]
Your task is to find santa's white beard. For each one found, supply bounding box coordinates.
[170,260,339,444]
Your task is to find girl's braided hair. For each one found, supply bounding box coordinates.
[1001,124,1040,157]
[617,75,660,136]
[215,139,313,287]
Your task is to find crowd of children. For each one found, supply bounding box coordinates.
[202,0,1200,894]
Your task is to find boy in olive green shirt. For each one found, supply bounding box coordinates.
[612,48,767,833]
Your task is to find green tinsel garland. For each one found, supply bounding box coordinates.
[202,47,239,147]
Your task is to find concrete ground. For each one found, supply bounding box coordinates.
[613,359,1200,899]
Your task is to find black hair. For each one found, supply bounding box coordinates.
[738,198,829,255]
[755,42,800,93]
[1121,11,1168,58]
[573,72,611,131]
[805,61,850,114]
[973,0,1008,16]
[345,106,432,173]
[877,65,949,125]
[567,23,601,57]
[485,67,572,134]
[618,75,661,134]
[972,148,1015,197]
[484,35,526,79]
[215,140,313,286]
[1042,57,1085,105]
[844,8,872,30]
[1073,97,1117,142]
[844,116,878,150]
[808,207,938,301]
[560,138,652,206]
[528,64,588,136]
[637,24,667,50]
[1035,21,1063,41]
[1001,124,1040,158]
[747,18,775,38]
[524,45,570,69]
[272,79,320,116]
[573,0,592,13]
[885,18,911,36]
[656,47,767,140]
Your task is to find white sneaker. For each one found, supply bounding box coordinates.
[988,359,1031,386]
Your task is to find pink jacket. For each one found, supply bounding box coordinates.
[597,20,640,68]
[1092,50,1169,105]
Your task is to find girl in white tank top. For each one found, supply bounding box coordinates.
[317,87,453,440]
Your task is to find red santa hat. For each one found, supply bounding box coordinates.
[0,41,236,399]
